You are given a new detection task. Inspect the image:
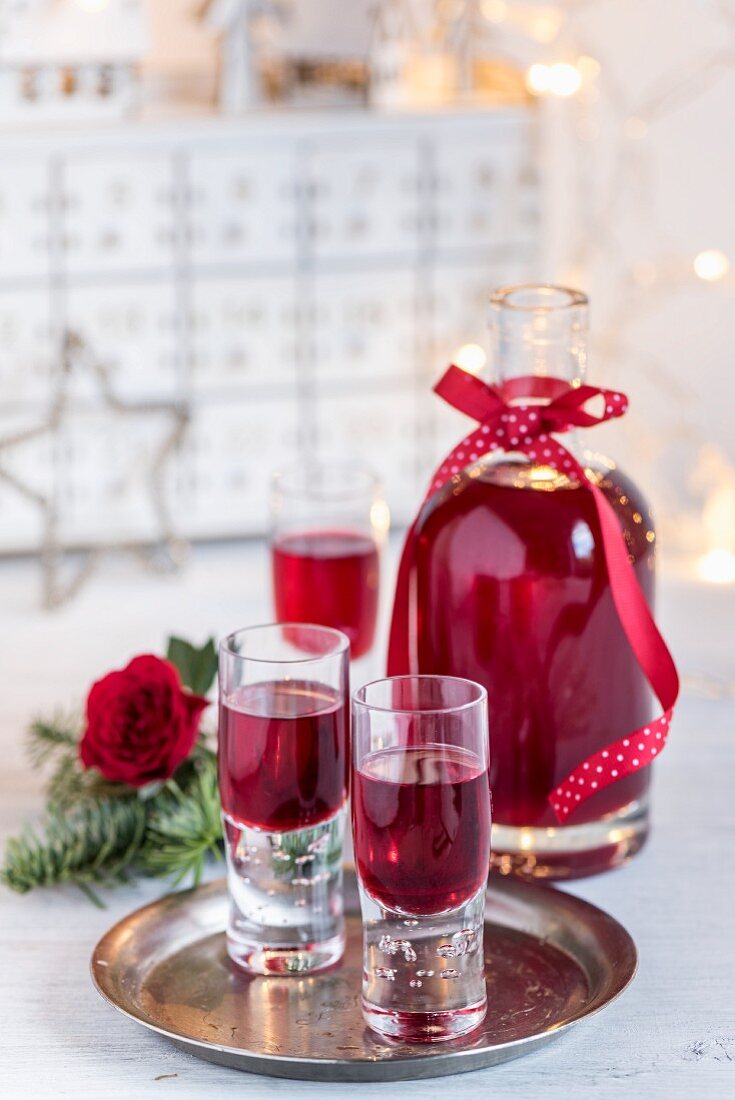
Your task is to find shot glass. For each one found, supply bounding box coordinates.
[352,675,492,1042]
[270,462,389,660]
[219,623,350,975]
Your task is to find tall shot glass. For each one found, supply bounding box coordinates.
[352,676,492,1041]
[219,624,350,974]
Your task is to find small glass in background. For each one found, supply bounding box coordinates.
[352,675,491,1042]
[219,623,350,975]
[270,462,389,661]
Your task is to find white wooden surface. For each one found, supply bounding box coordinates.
[0,540,734,1099]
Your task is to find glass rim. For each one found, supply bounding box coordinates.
[272,461,381,503]
[220,622,350,663]
[490,283,588,313]
[352,674,487,716]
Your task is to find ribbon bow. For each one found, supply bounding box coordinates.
[388,366,679,823]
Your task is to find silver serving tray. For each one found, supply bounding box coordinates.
[91,872,636,1082]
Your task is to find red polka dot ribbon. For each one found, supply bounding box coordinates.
[387,365,679,824]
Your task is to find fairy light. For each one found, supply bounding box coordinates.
[426,3,735,565]
[526,63,551,94]
[370,499,392,539]
[694,250,731,282]
[547,62,582,96]
[695,469,735,582]
[454,343,487,375]
[526,61,582,97]
[480,0,508,22]
[697,549,735,585]
[530,10,562,44]
[500,2,735,568]
[576,55,601,80]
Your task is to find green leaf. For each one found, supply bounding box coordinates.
[166,636,218,696]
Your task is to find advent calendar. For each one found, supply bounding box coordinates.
[0,106,541,553]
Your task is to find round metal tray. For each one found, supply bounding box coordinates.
[91,871,636,1082]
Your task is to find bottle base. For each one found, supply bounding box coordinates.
[490,798,649,881]
[362,996,487,1043]
[227,929,345,975]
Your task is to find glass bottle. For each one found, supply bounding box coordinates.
[413,285,655,879]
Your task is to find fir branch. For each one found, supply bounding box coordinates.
[138,764,222,887]
[25,713,137,809]
[46,752,131,811]
[271,813,344,878]
[0,798,147,905]
[176,736,216,776]
[27,715,79,767]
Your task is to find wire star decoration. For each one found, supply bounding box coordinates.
[0,332,191,609]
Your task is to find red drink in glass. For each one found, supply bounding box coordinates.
[219,680,348,833]
[272,529,379,659]
[219,624,349,975]
[353,744,491,915]
[352,676,490,1042]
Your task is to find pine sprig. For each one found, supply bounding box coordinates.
[27,715,79,767]
[138,763,222,887]
[1,735,223,902]
[0,798,147,906]
[25,712,127,808]
[46,752,132,810]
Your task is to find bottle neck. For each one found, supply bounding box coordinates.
[488,284,588,387]
[482,285,592,469]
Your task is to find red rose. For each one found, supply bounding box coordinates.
[79,655,209,787]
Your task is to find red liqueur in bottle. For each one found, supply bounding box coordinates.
[410,286,655,879]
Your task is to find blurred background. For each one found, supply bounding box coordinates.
[1,0,734,621]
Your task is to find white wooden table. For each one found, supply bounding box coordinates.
[1,541,733,1099]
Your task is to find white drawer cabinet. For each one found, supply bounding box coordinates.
[315,385,422,507]
[189,275,298,394]
[65,282,180,400]
[0,158,51,281]
[308,136,422,261]
[0,289,55,403]
[187,146,298,267]
[61,152,177,275]
[0,108,540,550]
[312,269,416,385]
[180,396,300,538]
